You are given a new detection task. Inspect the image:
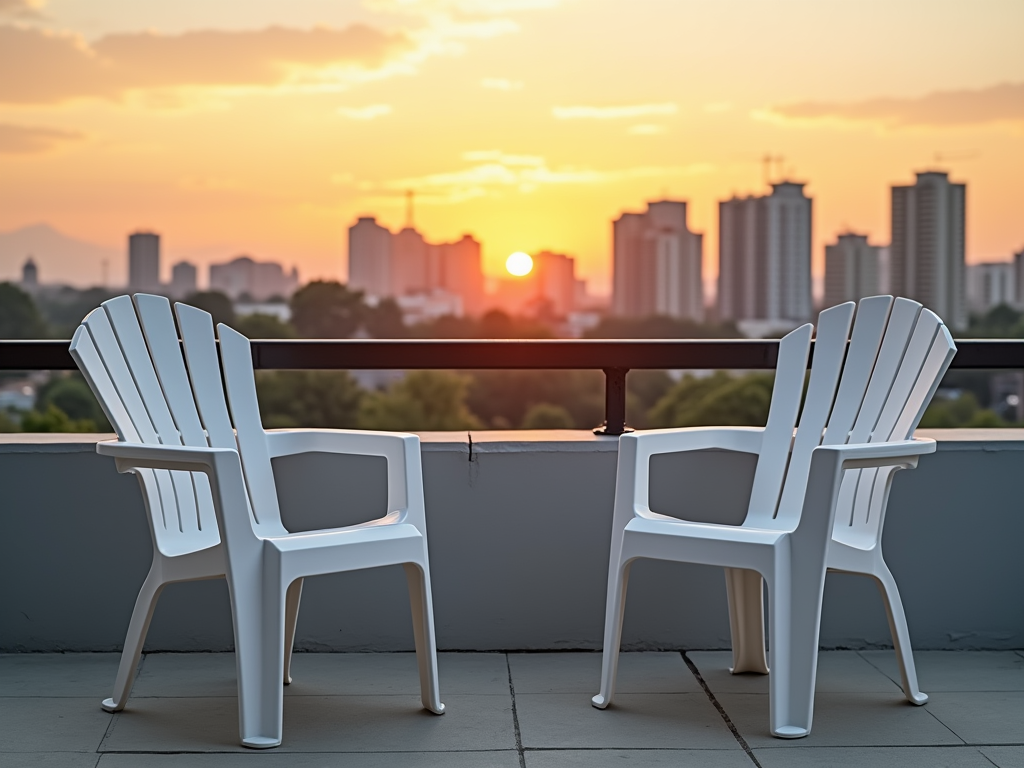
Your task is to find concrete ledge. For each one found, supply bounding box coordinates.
[2,429,1022,652]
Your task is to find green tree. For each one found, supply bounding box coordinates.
[365,298,408,338]
[35,373,110,430]
[185,291,236,326]
[358,371,482,431]
[255,371,364,428]
[626,370,674,428]
[290,281,365,338]
[21,404,99,432]
[0,282,49,338]
[467,370,603,429]
[649,371,775,428]
[0,410,18,432]
[585,315,743,340]
[919,391,1006,428]
[521,402,574,429]
[233,313,297,339]
[34,286,112,337]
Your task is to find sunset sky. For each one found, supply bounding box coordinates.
[1,0,1022,293]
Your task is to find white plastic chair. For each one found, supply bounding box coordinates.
[592,296,956,738]
[70,294,444,748]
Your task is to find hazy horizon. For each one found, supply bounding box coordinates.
[1,0,1021,292]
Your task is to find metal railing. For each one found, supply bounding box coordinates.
[3,338,1023,436]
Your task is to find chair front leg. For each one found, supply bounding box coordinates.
[403,560,445,714]
[592,557,634,710]
[725,567,769,675]
[871,562,928,705]
[229,573,287,749]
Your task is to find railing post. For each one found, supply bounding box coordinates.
[594,367,632,437]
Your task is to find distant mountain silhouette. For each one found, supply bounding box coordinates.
[0,223,120,287]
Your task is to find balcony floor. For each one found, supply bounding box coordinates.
[3,650,1024,767]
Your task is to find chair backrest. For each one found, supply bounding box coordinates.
[70,294,287,556]
[743,296,956,532]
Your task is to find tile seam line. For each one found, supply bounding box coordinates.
[683,651,763,768]
[506,652,527,768]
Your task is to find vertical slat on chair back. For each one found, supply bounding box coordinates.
[743,323,813,525]
[770,302,855,527]
[845,310,955,538]
[70,323,168,545]
[217,324,286,534]
[103,296,203,540]
[74,307,182,554]
[133,295,222,538]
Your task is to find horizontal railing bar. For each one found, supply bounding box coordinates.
[3,338,1024,371]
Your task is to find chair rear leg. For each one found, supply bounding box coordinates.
[102,569,165,713]
[725,567,769,675]
[872,564,928,705]
[283,579,303,685]
[592,559,633,709]
[403,561,445,714]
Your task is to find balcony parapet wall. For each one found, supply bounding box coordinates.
[2,429,1021,652]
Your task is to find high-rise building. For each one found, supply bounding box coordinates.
[391,227,430,296]
[534,251,577,318]
[1013,249,1024,309]
[21,256,38,290]
[611,199,703,321]
[434,235,484,316]
[169,261,198,299]
[128,232,161,293]
[890,171,966,330]
[967,262,1015,314]
[824,233,881,307]
[718,182,812,325]
[348,216,393,299]
[209,256,299,301]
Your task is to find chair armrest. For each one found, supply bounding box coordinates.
[96,439,236,475]
[264,429,417,462]
[816,438,935,471]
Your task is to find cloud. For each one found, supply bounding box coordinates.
[338,104,392,119]
[760,82,1024,129]
[366,150,712,202]
[0,23,412,104]
[0,0,44,19]
[552,102,678,120]
[0,122,82,154]
[481,77,523,90]
[628,124,666,135]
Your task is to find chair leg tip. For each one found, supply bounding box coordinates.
[241,736,281,749]
[908,692,928,705]
[591,695,609,709]
[101,698,121,713]
[772,726,809,739]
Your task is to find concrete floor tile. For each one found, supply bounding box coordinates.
[979,746,1024,768]
[753,746,995,767]
[515,693,739,750]
[97,751,520,767]
[100,694,515,753]
[0,653,121,697]
[861,651,1024,692]
[0,756,99,768]
[0,698,112,753]
[132,652,508,698]
[689,651,905,696]
[926,692,1024,744]
[524,749,752,767]
[717,692,963,747]
[509,652,699,694]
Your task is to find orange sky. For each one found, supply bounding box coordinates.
[1,0,1022,293]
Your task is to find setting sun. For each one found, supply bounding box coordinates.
[505,252,534,277]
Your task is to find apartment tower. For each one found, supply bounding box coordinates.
[824,233,881,307]
[611,200,703,321]
[128,232,161,293]
[890,171,966,330]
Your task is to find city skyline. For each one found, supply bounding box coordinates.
[0,0,1021,292]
